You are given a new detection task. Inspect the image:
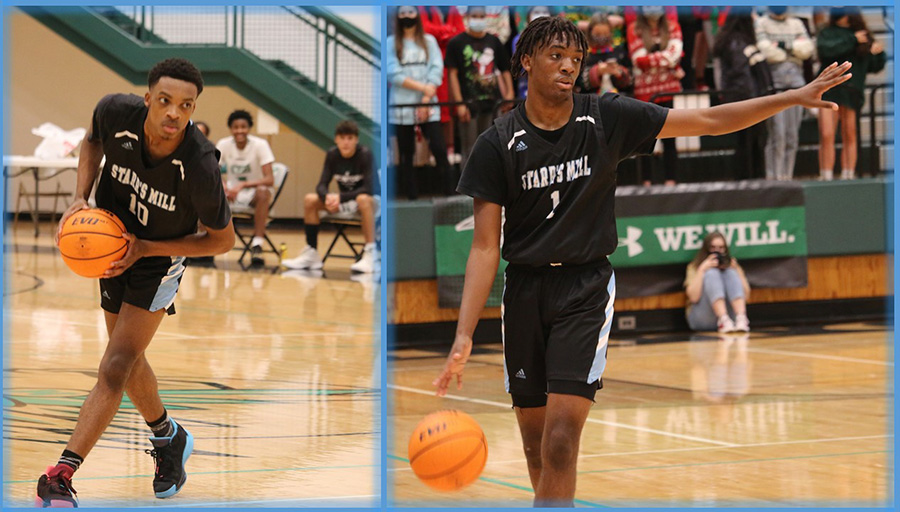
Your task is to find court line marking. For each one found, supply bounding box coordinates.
[24,290,373,328]
[746,347,893,366]
[570,449,889,477]
[388,433,893,471]
[387,455,605,508]
[437,434,892,469]
[5,463,377,484]
[389,384,736,447]
[154,494,378,507]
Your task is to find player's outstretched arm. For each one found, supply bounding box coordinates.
[56,127,104,244]
[658,61,852,139]
[104,221,236,278]
[434,199,502,396]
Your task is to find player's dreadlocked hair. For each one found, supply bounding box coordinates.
[510,16,588,81]
[148,58,204,95]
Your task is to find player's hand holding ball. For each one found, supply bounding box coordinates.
[56,198,91,246]
[58,208,131,278]
[104,232,145,278]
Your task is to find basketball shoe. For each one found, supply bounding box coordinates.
[35,465,78,508]
[282,245,323,270]
[350,245,380,274]
[146,419,194,498]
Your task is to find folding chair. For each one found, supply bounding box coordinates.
[320,210,365,265]
[231,162,289,267]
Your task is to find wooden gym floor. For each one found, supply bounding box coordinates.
[389,322,892,507]
[3,223,379,507]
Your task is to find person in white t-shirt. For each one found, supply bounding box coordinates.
[216,110,276,265]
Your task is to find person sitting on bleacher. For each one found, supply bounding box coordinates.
[684,232,751,333]
[283,120,379,273]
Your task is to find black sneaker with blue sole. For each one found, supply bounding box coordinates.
[146,420,193,499]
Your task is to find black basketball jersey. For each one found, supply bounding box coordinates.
[457,93,668,266]
[90,94,231,241]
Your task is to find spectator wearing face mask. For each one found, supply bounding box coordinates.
[580,12,632,95]
[628,5,684,185]
[755,6,814,181]
[445,6,514,170]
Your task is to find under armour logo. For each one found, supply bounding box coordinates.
[617,226,643,257]
[515,369,526,379]
[121,141,133,151]
[515,140,528,152]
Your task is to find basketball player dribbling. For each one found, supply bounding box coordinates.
[434,16,852,507]
[37,58,234,507]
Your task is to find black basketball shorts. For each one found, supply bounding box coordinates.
[501,260,615,408]
[99,256,186,315]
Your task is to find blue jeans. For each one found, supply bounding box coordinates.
[687,268,745,331]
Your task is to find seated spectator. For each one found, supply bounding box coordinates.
[195,121,210,138]
[283,121,379,274]
[684,232,751,333]
[217,109,276,266]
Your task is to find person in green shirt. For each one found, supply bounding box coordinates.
[816,7,886,180]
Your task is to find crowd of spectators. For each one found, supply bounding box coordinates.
[388,5,888,198]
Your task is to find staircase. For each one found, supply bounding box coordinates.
[21,5,380,151]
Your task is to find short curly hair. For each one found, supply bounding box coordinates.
[148,58,204,95]
[227,109,253,128]
[510,16,588,81]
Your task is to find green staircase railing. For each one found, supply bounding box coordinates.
[20,6,379,151]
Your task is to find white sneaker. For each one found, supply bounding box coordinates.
[350,247,380,274]
[841,169,855,180]
[717,315,736,334]
[282,245,323,270]
[733,314,750,332]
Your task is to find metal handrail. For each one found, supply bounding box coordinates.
[95,6,378,121]
[868,83,892,173]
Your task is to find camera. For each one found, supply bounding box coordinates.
[715,252,730,267]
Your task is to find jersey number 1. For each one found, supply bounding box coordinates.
[129,193,149,226]
[546,190,560,219]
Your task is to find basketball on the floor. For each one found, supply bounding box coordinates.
[58,208,128,278]
[408,409,488,491]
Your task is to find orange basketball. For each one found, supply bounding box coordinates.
[408,410,488,491]
[58,208,128,278]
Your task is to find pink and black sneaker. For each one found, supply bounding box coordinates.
[35,465,78,508]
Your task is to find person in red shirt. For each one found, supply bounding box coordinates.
[627,6,684,185]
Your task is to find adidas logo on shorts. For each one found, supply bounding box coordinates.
[102,290,111,299]
[121,141,133,151]
[515,140,528,152]
[515,368,526,379]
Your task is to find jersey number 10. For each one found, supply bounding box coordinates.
[129,193,149,226]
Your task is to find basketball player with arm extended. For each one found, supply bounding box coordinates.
[37,58,234,507]
[433,16,851,507]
